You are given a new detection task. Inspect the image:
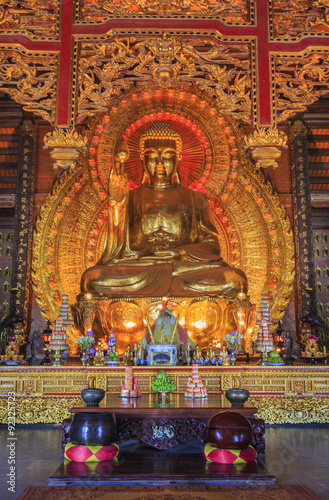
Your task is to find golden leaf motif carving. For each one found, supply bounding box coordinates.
[0,396,81,424]
[274,52,329,123]
[78,36,252,123]
[80,0,250,22]
[44,127,88,170]
[0,49,58,123]
[245,126,287,148]
[271,0,329,40]
[244,126,288,169]
[0,0,59,39]
[251,396,329,424]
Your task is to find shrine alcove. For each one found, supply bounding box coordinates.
[32,87,294,353]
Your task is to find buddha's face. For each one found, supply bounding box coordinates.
[142,139,180,184]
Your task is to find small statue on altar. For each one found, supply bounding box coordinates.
[185,343,192,365]
[137,342,146,365]
[29,332,39,366]
[206,344,216,365]
[177,344,187,365]
[219,345,230,366]
[302,335,322,358]
[93,342,106,367]
[133,343,138,365]
[152,310,179,345]
[123,344,134,366]
[193,344,204,363]
[282,330,293,364]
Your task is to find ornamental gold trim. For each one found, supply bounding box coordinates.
[271,0,329,41]
[77,35,252,124]
[251,396,329,424]
[0,46,58,124]
[0,365,328,424]
[0,0,60,40]
[78,0,253,24]
[0,396,80,424]
[273,50,329,124]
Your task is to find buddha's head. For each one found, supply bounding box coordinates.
[140,122,182,187]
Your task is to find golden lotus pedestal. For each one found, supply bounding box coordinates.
[72,295,249,356]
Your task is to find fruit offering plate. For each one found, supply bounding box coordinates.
[106,360,120,366]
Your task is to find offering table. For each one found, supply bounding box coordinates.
[66,393,265,453]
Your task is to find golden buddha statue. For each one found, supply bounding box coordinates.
[206,344,216,362]
[219,345,230,366]
[81,122,247,298]
[123,344,134,366]
[194,344,204,362]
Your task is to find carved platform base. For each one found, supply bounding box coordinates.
[49,453,275,486]
[62,415,265,454]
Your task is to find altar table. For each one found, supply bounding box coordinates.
[1,364,329,425]
[64,393,265,453]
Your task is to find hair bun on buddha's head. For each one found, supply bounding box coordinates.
[140,121,182,156]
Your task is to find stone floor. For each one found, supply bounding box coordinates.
[0,425,328,500]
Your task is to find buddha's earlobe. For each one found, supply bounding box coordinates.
[141,170,149,184]
[175,172,181,185]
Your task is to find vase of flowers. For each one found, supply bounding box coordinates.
[223,330,244,365]
[75,334,95,366]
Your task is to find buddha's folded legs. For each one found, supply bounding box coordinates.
[81,263,173,297]
[172,266,247,297]
[81,262,247,298]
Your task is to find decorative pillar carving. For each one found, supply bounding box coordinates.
[11,120,37,336]
[289,120,315,336]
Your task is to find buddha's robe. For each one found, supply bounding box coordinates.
[81,185,247,297]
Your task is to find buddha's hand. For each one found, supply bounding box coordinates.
[153,248,186,260]
[108,168,129,206]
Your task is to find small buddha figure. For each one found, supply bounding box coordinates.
[123,344,134,366]
[283,331,293,357]
[81,122,247,299]
[219,345,230,366]
[29,332,39,366]
[194,344,204,363]
[137,342,146,365]
[93,342,106,366]
[206,343,216,365]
